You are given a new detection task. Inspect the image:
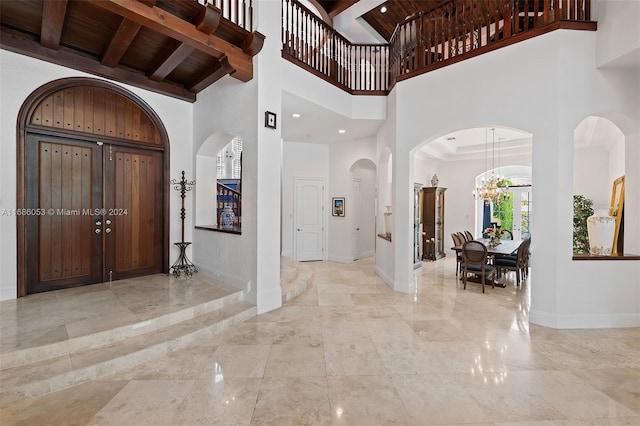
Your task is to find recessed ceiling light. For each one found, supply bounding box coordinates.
[338,129,346,134]
[380,5,388,13]
[292,113,301,118]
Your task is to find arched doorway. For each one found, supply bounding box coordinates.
[16,78,170,296]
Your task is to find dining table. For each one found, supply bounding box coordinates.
[452,238,525,287]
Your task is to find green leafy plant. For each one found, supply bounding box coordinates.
[573,194,594,254]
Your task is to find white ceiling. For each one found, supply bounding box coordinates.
[280,92,533,159]
[281,91,384,144]
[281,92,621,161]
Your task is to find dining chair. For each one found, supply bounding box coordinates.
[464,230,474,241]
[495,238,529,287]
[461,240,495,293]
[501,229,514,240]
[451,233,463,276]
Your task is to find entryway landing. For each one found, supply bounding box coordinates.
[0,274,255,404]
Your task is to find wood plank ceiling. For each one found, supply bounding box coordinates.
[359,0,442,41]
[314,0,444,41]
[0,0,265,102]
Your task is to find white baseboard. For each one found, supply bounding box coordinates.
[328,255,354,264]
[375,265,394,289]
[195,263,251,293]
[530,309,640,329]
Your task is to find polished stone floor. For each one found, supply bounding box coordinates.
[1,257,639,425]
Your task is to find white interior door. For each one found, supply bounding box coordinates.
[351,179,361,261]
[294,178,324,261]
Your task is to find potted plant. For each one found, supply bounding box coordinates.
[573,195,594,254]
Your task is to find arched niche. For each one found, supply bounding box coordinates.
[378,148,393,238]
[573,116,626,255]
[195,132,243,233]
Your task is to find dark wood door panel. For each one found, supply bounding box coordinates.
[105,146,164,279]
[25,134,103,293]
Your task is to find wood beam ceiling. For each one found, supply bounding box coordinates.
[1,0,265,102]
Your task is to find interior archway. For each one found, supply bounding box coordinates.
[349,158,377,260]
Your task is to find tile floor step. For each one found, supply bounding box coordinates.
[0,300,256,406]
[281,261,313,303]
[0,286,243,370]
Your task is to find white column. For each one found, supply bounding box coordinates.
[255,0,283,313]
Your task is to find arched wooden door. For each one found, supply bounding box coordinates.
[17,78,170,296]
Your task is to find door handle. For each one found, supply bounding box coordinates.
[356,228,360,231]
[95,229,101,234]
[297,228,302,231]
[105,228,111,234]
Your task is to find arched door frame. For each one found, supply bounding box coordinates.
[16,77,170,297]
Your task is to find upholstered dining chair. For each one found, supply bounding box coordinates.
[495,238,530,287]
[500,229,514,240]
[461,240,495,293]
[451,233,464,276]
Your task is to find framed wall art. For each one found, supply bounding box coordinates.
[265,111,277,129]
[332,197,345,217]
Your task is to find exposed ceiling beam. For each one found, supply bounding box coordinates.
[86,0,254,82]
[41,0,68,50]
[149,5,221,83]
[101,19,144,67]
[150,43,193,82]
[187,57,233,92]
[101,0,157,67]
[327,0,360,18]
[1,27,196,102]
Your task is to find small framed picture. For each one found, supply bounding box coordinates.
[332,197,345,217]
[265,111,277,129]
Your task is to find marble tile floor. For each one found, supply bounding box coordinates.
[1,257,639,425]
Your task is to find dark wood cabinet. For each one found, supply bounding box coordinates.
[422,187,446,260]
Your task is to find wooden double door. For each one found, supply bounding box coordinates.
[25,133,164,294]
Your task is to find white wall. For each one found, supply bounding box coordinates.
[281,139,376,264]
[593,0,640,68]
[0,50,193,301]
[192,76,259,295]
[375,90,397,288]
[191,0,285,314]
[281,142,330,258]
[390,30,639,328]
[435,154,532,251]
[574,147,613,210]
[328,137,377,263]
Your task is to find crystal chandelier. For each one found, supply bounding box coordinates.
[473,128,508,205]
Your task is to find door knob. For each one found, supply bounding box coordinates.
[105,228,111,234]
[106,219,112,225]
[95,229,101,234]
[356,228,360,231]
[297,228,302,231]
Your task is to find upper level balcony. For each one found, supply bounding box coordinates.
[0,0,265,102]
[282,0,597,95]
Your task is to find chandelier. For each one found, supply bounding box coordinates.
[473,128,508,204]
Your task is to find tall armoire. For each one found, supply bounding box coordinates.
[422,187,446,260]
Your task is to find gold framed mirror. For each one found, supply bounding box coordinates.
[609,176,625,254]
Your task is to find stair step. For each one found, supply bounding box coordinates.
[281,261,313,303]
[0,286,242,370]
[0,300,256,405]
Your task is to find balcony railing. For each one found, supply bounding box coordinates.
[197,0,253,31]
[282,0,595,95]
[282,0,389,94]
